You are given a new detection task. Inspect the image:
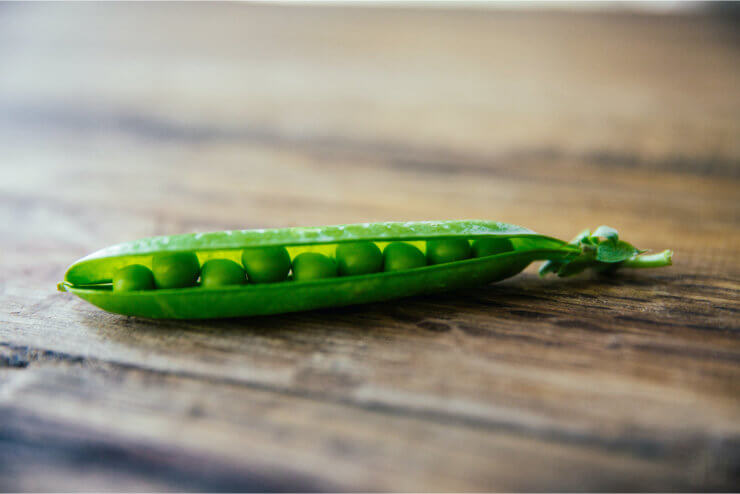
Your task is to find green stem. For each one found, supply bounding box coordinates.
[621,250,673,269]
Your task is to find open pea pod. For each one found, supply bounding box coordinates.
[58,220,672,319]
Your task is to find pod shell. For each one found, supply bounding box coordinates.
[59,220,575,319]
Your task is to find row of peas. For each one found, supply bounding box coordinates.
[112,237,514,292]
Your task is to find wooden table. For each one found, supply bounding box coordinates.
[1,4,738,491]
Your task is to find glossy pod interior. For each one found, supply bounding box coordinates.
[59,221,577,319]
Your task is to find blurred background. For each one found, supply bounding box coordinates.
[2,2,738,249]
[1,2,739,492]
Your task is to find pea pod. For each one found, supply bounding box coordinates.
[57,220,672,319]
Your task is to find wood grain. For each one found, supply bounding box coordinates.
[1,4,739,491]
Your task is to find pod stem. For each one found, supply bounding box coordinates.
[622,249,673,269]
[540,227,673,278]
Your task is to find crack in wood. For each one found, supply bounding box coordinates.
[2,103,739,179]
[0,407,332,492]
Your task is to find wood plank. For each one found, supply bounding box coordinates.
[1,348,736,492]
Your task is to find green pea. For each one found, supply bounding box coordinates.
[472,237,514,257]
[336,241,382,276]
[426,238,471,265]
[383,242,426,272]
[113,264,155,292]
[152,252,200,289]
[200,259,246,288]
[292,252,337,282]
[241,246,291,283]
